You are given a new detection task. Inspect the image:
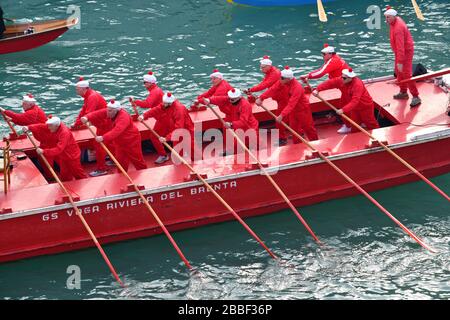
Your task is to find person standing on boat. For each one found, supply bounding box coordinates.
[23,116,88,181]
[192,69,232,109]
[384,6,421,108]
[313,68,379,133]
[300,43,351,134]
[256,66,318,143]
[82,100,147,173]
[202,88,259,155]
[0,94,47,125]
[0,6,6,36]
[73,77,113,177]
[129,70,169,164]
[139,92,197,162]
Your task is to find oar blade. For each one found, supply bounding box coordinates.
[317,0,328,22]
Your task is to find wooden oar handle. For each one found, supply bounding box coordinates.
[0,110,19,136]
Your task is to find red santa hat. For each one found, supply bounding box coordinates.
[46,115,61,126]
[75,76,90,88]
[342,68,357,78]
[260,55,272,66]
[384,6,398,17]
[321,43,335,54]
[163,92,176,104]
[227,88,242,99]
[143,71,157,83]
[107,99,122,110]
[22,93,36,103]
[210,69,223,79]
[281,66,294,79]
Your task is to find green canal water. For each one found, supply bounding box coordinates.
[0,0,449,299]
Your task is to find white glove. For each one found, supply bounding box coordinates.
[0,107,5,113]
[255,98,262,106]
[95,136,104,143]
[225,122,232,128]
[22,126,29,133]
[36,148,44,155]
[202,98,210,106]
[312,89,319,96]
[138,115,144,122]
[80,117,88,124]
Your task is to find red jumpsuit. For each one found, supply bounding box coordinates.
[307,54,349,80]
[4,105,47,125]
[143,100,196,160]
[389,17,418,96]
[317,77,379,132]
[134,85,169,156]
[210,96,259,152]
[74,88,112,171]
[261,79,317,142]
[248,66,281,93]
[197,79,233,101]
[28,123,87,181]
[87,109,147,172]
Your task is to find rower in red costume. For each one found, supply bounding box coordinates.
[384,5,421,107]
[314,68,379,133]
[73,77,113,177]
[301,43,351,134]
[0,93,46,126]
[202,88,259,155]
[26,116,87,181]
[192,69,232,109]
[243,55,289,144]
[257,66,318,143]
[140,92,197,162]
[130,70,169,164]
[82,100,147,173]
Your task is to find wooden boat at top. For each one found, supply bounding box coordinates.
[0,74,449,263]
[0,18,78,55]
[227,0,334,7]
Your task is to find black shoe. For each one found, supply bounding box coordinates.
[410,96,422,108]
[278,139,287,146]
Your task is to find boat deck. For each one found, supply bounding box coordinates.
[1,79,449,213]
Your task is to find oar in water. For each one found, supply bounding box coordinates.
[257,103,437,253]
[0,109,19,136]
[208,104,322,245]
[24,130,126,286]
[304,79,449,202]
[411,0,425,21]
[83,121,194,270]
[317,0,328,23]
[138,117,278,260]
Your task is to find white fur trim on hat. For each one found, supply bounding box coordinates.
[107,99,122,110]
[163,92,176,104]
[46,116,61,126]
[23,93,36,103]
[210,69,223,79]
[384,6,398,17]
[76,76,90,88]
[260,55,272,66]
[321,43,335,54]
[281,66,294,79]
[143,71,157,83]
[227,88,241,99]
[342,68,357,78]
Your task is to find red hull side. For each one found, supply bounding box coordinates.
[1,137,449,263]
[0,28,68,54]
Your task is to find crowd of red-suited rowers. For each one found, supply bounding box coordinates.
[0,7,422,181]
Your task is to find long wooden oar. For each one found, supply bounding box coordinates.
[411,0,425,21]
[0,110,19,136]
[129,98,140,116]
[393,68,450,85]
[139,119,278,259]
[84,122,193,270]
[208,105,322,245]
[317,0,328,22]
[24,131,125,286]
[307,80,450,202]
[258,103,437,253]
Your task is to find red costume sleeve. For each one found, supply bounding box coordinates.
[342,80,364,113]
[43,128,69,158]
[259,81,280,101]
[209,96,232,116]
[308,58,335,79]
[85,108,108,127]
[232,103,252,130]
[143,104,164,120]
[4,110,32,126]
[249,68,280,92]
[316,78,343,92]
[102,111,131,143]
[197,85,218,100]
[393,29,405,64]
[280,83,303,118]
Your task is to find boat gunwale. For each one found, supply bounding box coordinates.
[1,130,449,222]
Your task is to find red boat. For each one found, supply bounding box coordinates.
[0,75,449,264]
[0,18,78,55]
